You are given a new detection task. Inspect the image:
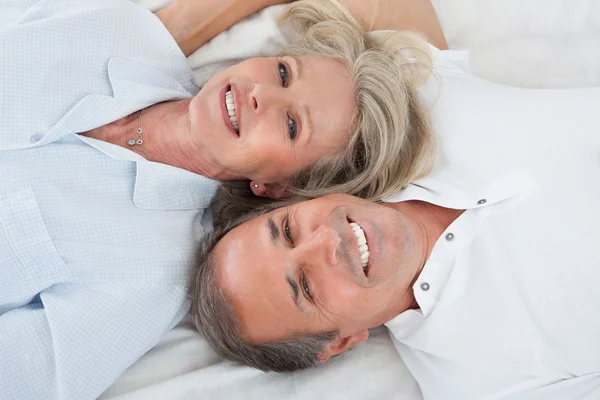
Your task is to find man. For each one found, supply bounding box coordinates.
[1,1,447,399]
[189,64,600,398]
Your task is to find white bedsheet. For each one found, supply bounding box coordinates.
[102,1,599,399]
[102,317,418,400]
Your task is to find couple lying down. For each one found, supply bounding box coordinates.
[1,0,439,398]
[187,7,600,400]
[3,0,600,399]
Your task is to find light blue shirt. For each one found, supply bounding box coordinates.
[0,0,218,398]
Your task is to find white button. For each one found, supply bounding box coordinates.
[30,133,42,144]
[445,233,455,241]
[420,282,430,291]
[477,199,487,205]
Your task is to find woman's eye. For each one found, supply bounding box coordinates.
[287,116,298,141]
[278,62,289,87]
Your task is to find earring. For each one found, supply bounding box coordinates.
[254,183,259,188]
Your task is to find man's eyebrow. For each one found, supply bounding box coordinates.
[286,275,302,311]
[267,216,279,242]
[269,214,303,311]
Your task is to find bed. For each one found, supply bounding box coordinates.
[101,1,600,399]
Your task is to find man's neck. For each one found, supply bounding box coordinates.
[392,200,463,256]
[386,200,464,310]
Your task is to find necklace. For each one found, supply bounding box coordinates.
[128,109,148,158]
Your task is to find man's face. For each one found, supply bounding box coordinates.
[213,194,423,356]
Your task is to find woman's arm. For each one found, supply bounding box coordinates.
[156,0,293,57]
[344,0,448,49]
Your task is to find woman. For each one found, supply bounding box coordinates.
[0,0,444,399]
[79,0,439,202]
[180,0,447,226]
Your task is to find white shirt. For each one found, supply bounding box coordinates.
[384,49,600,399]
[0,1,218,399]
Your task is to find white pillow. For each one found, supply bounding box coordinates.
[431,0,600,88]
[185,5,291,86]
[130,0,291,85]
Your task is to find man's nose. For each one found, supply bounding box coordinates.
[249,84,286,115]
[294,225,341,268]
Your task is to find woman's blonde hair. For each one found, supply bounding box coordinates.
[214,0,435,227]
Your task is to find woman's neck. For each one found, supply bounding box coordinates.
[81,99,222,179]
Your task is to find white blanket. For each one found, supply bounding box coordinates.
[102,1,599,399]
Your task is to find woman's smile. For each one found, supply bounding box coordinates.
[220,84,241,138]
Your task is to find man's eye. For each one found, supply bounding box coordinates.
[301,273,312,299]
[284,219,293,243]
[278,62,289,87]
[287,115,298,141]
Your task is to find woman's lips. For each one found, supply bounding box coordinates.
[220,85,239,138]
[230,83,243,135]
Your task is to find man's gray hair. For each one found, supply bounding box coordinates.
[189,202,338,372]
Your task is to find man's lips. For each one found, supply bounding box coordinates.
[347,218,371,279]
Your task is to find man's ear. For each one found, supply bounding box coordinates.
[317,330,369,363]
[250,181,291,200]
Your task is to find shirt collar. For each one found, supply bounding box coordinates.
[42,57,197,147]
[50,56,217,211]
[76,135,219,211]
[385,171,539,338]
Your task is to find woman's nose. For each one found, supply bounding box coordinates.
[294,225,341,268]
[249,84,285,115]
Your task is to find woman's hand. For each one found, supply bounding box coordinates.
[156,0,295,57]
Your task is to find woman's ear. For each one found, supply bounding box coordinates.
[317,330,369,363]
[250,181,291,199]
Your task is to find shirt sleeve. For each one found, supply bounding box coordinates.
[0,282,188,400]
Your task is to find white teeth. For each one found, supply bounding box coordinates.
[349,222,370,272]
[225,91,239,133]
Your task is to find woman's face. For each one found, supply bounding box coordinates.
[188,55,355,184]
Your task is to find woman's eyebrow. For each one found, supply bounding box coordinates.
[289,56,315,141]
[291,55,303,80]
